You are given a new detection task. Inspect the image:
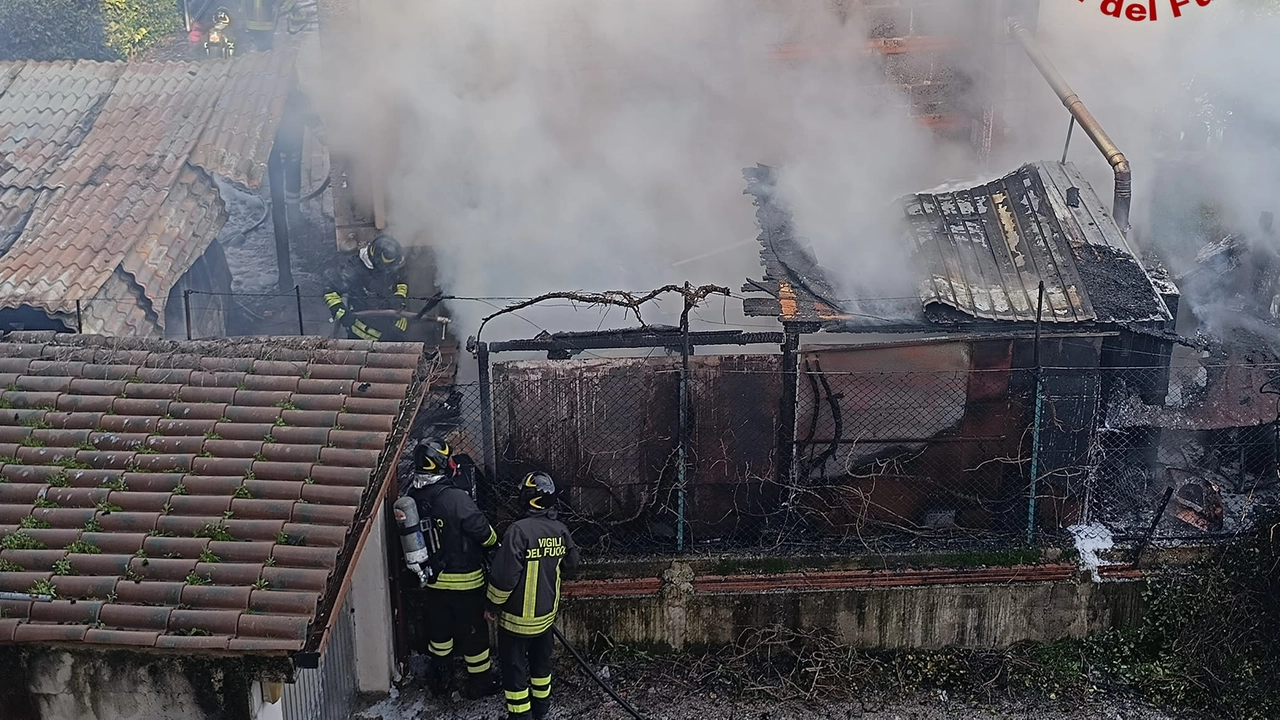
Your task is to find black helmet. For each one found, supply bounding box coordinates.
[361,234,405,272]
[518,472,557,512]
[411,437,456,488]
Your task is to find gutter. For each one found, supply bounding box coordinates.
[1008,20,1132,234]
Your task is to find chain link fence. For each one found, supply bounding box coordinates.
[423,352,1280,559]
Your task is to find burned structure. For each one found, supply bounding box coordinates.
[739,157,1180,543]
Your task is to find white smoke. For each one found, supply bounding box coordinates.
[318,0,980,340]
[317,0,1280,342]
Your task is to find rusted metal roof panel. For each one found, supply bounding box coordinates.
[192,49,298,189]
[743,161,1173,329]
[906,163,1095,324]
[0,61,124,190]
[0,53,296,336]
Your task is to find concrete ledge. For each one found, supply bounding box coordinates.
[559,563,1144,651]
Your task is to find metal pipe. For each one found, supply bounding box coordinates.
[777,329,801,494]
[1008,21,1131,233]
[485,330,785,354]
[1131,486,1175,566]
[294,285,305,335]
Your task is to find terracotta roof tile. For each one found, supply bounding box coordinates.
[0,335,427,655]
[29,599,103,624]
[84,629,162,647]
[49,575,118,600]
[154,634,231,651]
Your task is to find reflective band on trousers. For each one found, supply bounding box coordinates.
[464,649,491,674]
[530,675,551,699]
[428,639,453,657]
[505,688,531,714]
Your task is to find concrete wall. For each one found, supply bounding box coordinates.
[351,520,396,692]
[559,562,1143,652]
[8,649,255,720]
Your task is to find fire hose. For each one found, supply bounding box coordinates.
[331,309,451,339]
[551,625,648,720]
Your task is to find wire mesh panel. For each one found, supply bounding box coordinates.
[1087,362,1280,543]
[432,344,1280,558]
[281,594,358,720]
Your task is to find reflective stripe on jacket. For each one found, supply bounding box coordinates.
[411,480,498,591]
[485,509,579,636]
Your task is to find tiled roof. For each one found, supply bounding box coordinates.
[0,52,297,336]
[0,334,431,655]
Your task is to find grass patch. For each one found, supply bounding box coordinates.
[193,523,234,542]
[26,579,57,598]
[65,540,101,554]
[1,531,45,550]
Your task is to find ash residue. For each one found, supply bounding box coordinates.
[1072,243,1168,322]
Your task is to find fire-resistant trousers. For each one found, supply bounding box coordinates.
[498,627,554,719]
[425,587,492,676]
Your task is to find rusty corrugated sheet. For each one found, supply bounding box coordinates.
[192,49,298,189]
[906,164,1095,324]
[743,161,1173,330]
[687,354,780,540]
[494,358,677,525]
[0,53,296,336]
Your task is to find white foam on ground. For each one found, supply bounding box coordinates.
[1068,523,1116,582]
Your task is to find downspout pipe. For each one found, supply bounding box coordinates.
[1008,20,1132,234]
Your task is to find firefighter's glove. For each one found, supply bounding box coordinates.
[351,320,382,341]
[395,317,409,332]
[324,292,351,325]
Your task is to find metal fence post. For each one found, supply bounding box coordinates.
[676,300,692,552]
[778,328,801,497]
[294,285,305,335]
[477,341,496,480]
[1026,281,1045,544]
[183,290,193,340]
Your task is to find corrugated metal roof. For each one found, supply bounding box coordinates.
[0,52,297,337]
[743,161,1174,330]
[192,51,298,188]
[0,61,124,190]
[905,163,1095,324]
[907,162,1172,325]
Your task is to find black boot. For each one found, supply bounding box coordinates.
[464,669,500,699]
[532,699,550,720]
[426,657,451,697]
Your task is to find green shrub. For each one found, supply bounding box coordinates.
[0,0,179,61]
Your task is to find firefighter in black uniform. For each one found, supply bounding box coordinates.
[486,472,580,720]
[323,234,411,342]
[407,437,501,698]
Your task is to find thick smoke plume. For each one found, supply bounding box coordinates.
[1004,1,1280,336]
[320,0,978,339]
[319,0,1280,343]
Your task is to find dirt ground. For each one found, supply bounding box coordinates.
[354,658,1179,720]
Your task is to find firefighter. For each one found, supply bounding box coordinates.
[244,0,277,50]
[406,437,501,698]
[323,234,411,342]
[486,472,580,720]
